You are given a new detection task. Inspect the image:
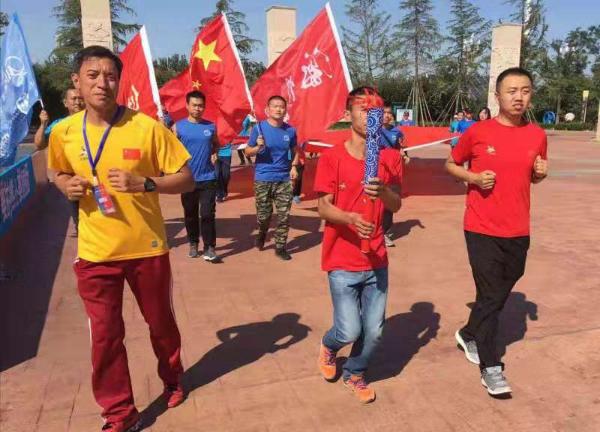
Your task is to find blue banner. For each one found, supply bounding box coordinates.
[0,155,36,237]
[0,13,41,167]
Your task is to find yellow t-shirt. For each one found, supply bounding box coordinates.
[48,108,190,263]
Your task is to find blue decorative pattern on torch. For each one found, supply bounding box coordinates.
[364,108,383,184]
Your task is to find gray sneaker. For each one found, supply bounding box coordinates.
[455,330,480,365]
[384,233,395,247]
[481,366,512,396]
[188,243,199,258]
[203,246,218,262]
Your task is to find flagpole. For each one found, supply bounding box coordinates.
[139,26,163,120]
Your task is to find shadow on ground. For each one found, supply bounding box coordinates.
[140,313,311,428]
[369,302,440,382]
[0,186,70,372]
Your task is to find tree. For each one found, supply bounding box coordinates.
[52,0,140,58]
[199,1,264,88]
[199,0,260,59]
[505,0,548,71]
[394,0,442,124]
[153,54,189,88]
[439,0,491,117]
[0,12,8,37]
[341,0,403,85]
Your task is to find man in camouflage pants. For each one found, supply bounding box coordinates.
[245,95,299,261]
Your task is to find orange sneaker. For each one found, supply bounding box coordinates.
[343,375,376,404]
[163,384,186,408]
[318,342,337,381]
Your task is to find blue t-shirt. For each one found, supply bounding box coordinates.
[240,115,252,137]
[398,119,415,126]
[176,119,216,182]
[457,119,476,133]
[450,120,460,133]
[380,125,404,149]
[248,120,297,182]
[44,118,65,138]
[218,143,232,158]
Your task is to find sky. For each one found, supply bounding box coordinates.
[2,0,599,64]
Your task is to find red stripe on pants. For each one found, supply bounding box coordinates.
[74,253,183,423]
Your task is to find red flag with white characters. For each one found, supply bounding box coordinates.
[117,26,162,119]
[159,14,252,144]
[250,3,352,143]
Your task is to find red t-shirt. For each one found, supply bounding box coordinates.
[451,119,547,238]
[314,144,403,271]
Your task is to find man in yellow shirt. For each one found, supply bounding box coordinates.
[48,46,194,432]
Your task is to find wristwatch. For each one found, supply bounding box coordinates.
[143,177,157,192]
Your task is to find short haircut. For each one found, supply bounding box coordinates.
[61,87,77,100]
[186,90,205,103]
[463,108,472,115]
[496,67,533,91]
[73,45,123,76]
[267,95,287,106]
[403,111,410,116]
[345,86,380,110]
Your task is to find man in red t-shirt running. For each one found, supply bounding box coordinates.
[314,87,403,404]
[446,67,548,397]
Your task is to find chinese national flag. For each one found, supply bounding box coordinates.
[251,4,352,143]
[117,26,162,119]
[159,14,252,145]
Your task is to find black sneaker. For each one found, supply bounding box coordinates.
[255,232,266,250]
[275,248,292,261]
[188,243,199,258]
[203,246,218,262]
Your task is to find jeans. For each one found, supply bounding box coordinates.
[461,231,529,369]
[322,268,388,378]
[215,155,231,199]
[180,180,217,248]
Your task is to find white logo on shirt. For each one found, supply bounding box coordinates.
[283,135,290,142]
[487,145,496,155]
[203,129,211,137]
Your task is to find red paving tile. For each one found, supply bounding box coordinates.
[1,131,599,431]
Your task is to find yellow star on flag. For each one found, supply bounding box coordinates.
[192,80,202,89]
[194,39,222,70]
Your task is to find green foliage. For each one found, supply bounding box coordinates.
[153,54,189,88]
[395,0,442,77]
[52,0,140,58]
[438,0,491,116]
[199,0,261,59]
[341,0,404,84]
[539,122,595,131]
[504,0,548,72]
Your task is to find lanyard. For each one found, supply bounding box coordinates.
[82,106,123,177]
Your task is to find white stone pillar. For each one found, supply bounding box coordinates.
[487,24,522,117]
[80,0,113,50]
[266,6,296,67]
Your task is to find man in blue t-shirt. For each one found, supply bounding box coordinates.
[457,108,476,133]
[34,87,84,237]
[380,102,407,248]
[173,90,219,261]
[245,95,299,261]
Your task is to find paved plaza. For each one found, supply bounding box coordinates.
[1,132,599,432]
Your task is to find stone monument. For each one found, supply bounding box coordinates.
[487,24,522,116]
[266,6,296,67]
[79,0,114,50]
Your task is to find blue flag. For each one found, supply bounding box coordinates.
[0,14,41,168]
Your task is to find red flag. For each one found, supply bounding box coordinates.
[159,14,252,144]
[117,26,162,119]
[158,68,191,123]
[251,3,352,143]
